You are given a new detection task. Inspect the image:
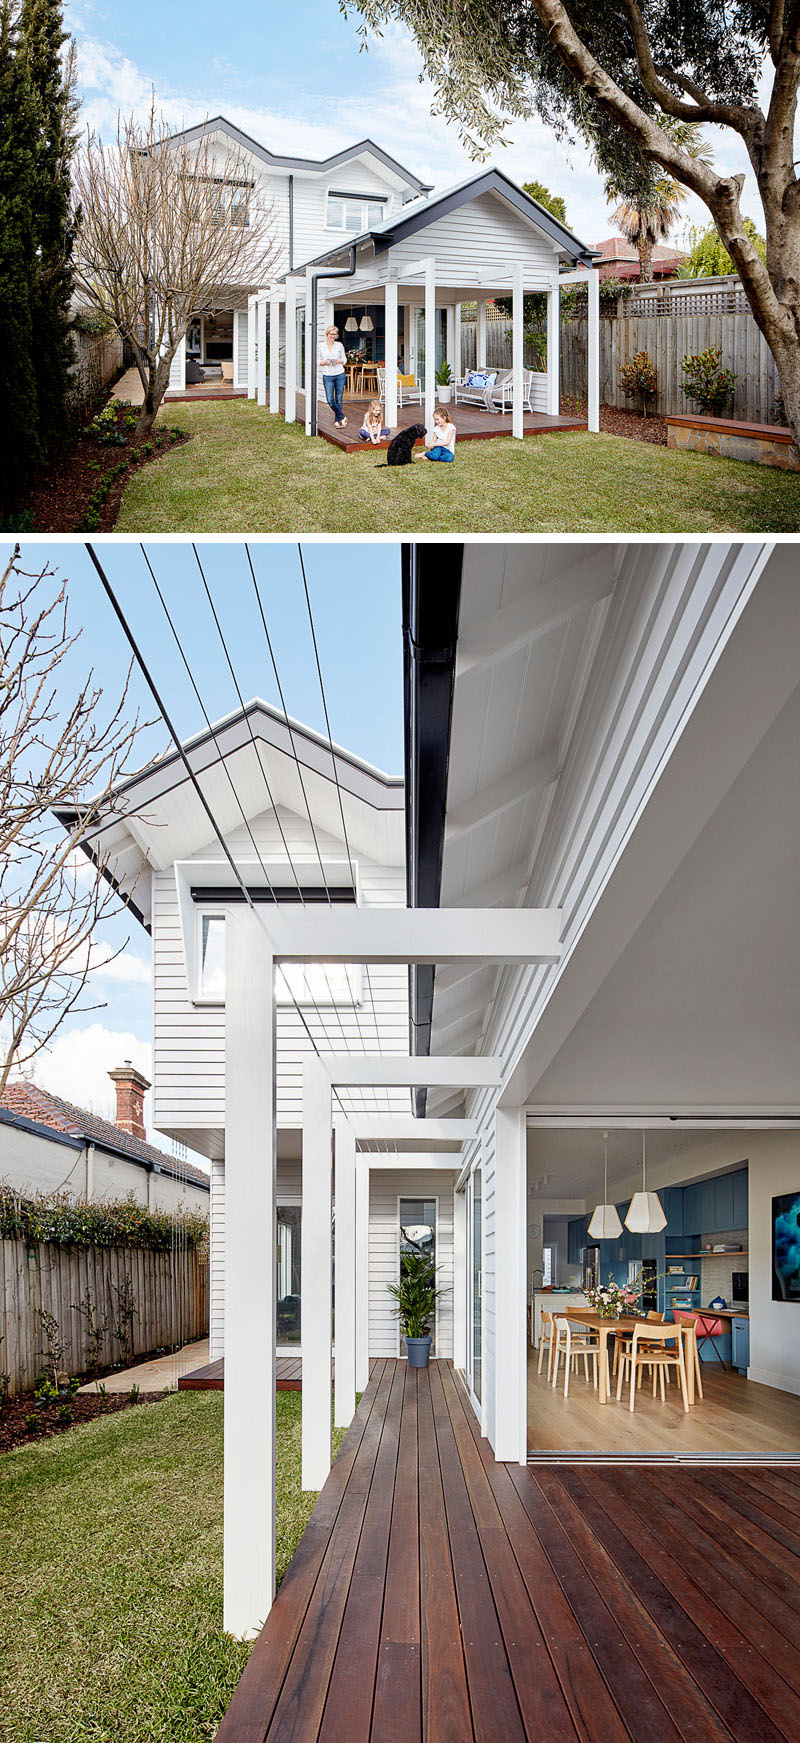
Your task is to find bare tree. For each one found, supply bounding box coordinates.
[0,548,146,1093]
[72,106,281,434]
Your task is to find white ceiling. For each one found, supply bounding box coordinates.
[526,1125,748,1203]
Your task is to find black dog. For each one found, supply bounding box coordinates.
[375,423,426,467]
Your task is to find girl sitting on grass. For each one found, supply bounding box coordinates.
[421,405,457,461]
[359,399,391,444]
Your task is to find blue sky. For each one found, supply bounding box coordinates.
[65,0,767,247]
[7,540,402,1141]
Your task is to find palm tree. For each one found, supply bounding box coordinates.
[604,121,713,284]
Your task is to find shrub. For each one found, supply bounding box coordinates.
[619,350,658,417]
[0,1183,208,1251]
[681,347,737,414]
[774,390,790,428]
[87,402,131,446]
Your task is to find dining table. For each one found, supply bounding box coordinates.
[556,1306,699,1406]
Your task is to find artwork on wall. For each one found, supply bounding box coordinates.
[772,1191,800,1302]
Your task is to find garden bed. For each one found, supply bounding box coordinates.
[0,1385,162,1454]
[10,397,191,532]
[563,397,667,445]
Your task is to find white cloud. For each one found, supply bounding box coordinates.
[90,939,151,986]
[31,1022,152,1123]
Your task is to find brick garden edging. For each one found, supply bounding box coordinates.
[666,412,799,471]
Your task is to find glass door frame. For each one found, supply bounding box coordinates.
[276,1196,301,1350]
[397,1193,439,1358]
[465,1161,484,1428]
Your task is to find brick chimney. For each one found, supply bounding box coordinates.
[108,1060,151,1140]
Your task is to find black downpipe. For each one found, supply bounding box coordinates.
[402,544,462,1115]
[309,246,357,436]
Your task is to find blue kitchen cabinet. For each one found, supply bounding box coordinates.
[732,1316,750,1373]
[567,1218,581,1265]
[714,1174,734,1232]
[732,1168,748,1229]
[664,1188,683,1237]
[698,1178,716,1234]
[683,1184,700,1234]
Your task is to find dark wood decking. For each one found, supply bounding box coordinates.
[288,391,586,452]
[179,1356,304,1392]
[215,1357,800,1741]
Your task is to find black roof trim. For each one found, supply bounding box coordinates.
[371,168,596,264]
[0,1106,83,1151]
[49,819,151,935]
[402,544,462,1116]
[164,117,432,192]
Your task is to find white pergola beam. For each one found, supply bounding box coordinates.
[457,556,615,676]
[262,905,562,965]
[348,1116,477,1141]
[318,1053,501,1089]
[269,297,281,414]
[357,1151,463,1168]
[446,752,559,841]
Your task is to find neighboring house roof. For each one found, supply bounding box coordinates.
[0,1081,210,1189]
[164,116,432,192]
[593,237,685,280]
[289,166,598,275]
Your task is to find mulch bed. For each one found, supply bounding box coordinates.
[11,395,191,533]
[0,1388,165,1454]
[562,397,668,445]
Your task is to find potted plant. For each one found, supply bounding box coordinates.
[387,1252,446,1368]
[435,360,453,403]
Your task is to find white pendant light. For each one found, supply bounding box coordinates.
[588,1130,622,1240]
[625,1130,667,1233]
[344,312,358,332]
[359,313,374,332]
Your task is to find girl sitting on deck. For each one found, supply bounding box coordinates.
[359,399,391,444]
[421,405,457,461]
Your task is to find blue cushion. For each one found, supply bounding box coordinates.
[465,369,495,389]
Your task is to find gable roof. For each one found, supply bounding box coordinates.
[0,1080,210,1189]
[290,166,597,274]
[164,116,431,192]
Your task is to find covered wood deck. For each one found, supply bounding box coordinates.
[216,1356,800,1741]
[179,1355,304,1392]
[297,391,587,452]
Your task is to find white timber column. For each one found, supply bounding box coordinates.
[223,911,275,1637]
[301,1058,333,1490]
[304,267,314,435]
[257,298,267,407]
[284,282,297,424]
[247,294,257,399]
[209,1158,225,1361]
[445,304,455,381]
[477,297,487,369]
[587,266,600,432]
[546,282,560,416]
[355,1154,370,1392]
[493,1107,527,1464]
[269,296,281,413]
[454,302,462,384]
[333,1120,356,1428]
[512,261,524,440]
[424,256,436,431]
[384,278,398,428]
[453,1184,466,1373]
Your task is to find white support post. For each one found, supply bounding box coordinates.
[334,1121,357,1429]
[512,261,524,440]
[424,256,436,431]
[269,297,281,414]
[247,295,257,400]
[493,1107,527,1464]
[384,278,398,429]
[284,283,297,424]
[587,266,600,432]
[454,302,462,385]
[301,1059,332,1490]
[453,1185,466,1374]
[546,283,560,417]
[445,304,455,381]
[257,298,267,407]
[304,268,314,436]
[209,1158,225,1361]
[355,1155,370,1393]
[477,298,487,370]
[223,912,275,1637]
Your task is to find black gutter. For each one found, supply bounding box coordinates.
[309,245,357,437]
[402,544,462,1116]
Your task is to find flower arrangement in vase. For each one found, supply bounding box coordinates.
[585,1276,642,1318]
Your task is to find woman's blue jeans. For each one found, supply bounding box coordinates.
[323,372,345,422]
[425,445,454,461]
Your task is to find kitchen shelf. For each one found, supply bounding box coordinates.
[665,1251,748,1259]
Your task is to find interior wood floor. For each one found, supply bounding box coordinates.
[528,1348,800,1457]
[217,1357,800,1741]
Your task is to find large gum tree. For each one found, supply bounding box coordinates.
[347,0,800,448]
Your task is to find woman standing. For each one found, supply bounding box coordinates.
[318,325,348,428]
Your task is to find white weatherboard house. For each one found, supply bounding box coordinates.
[67,546,800,1641]
[163,120,601,438]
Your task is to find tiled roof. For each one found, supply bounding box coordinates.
[593,237,684,263]
[0,1081,209,1190]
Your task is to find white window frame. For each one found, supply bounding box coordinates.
[325,191,388,233]
[276,1197,302,1350]
[196,909,226,1005]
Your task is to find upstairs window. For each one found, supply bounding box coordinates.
[326,194,387,232]
[199,913,226,1001]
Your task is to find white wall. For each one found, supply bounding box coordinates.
[368,1168,455,1359]
[749,1133,800,1394]
[0,1119,210,1214]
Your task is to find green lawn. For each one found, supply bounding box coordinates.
[114,399,800,532]
[0,1391,341,1743]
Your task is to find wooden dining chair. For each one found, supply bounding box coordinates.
[617,1322,690,1413]
[551,1316,600,1400]
[537,1309,556,1380]
[671,1311,704,1400]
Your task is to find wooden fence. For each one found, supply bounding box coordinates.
[68,328,124,420]
[0,1239,208,1394]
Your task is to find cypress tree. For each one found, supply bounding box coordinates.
[20,0,77,457]
[0,0,40,515]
